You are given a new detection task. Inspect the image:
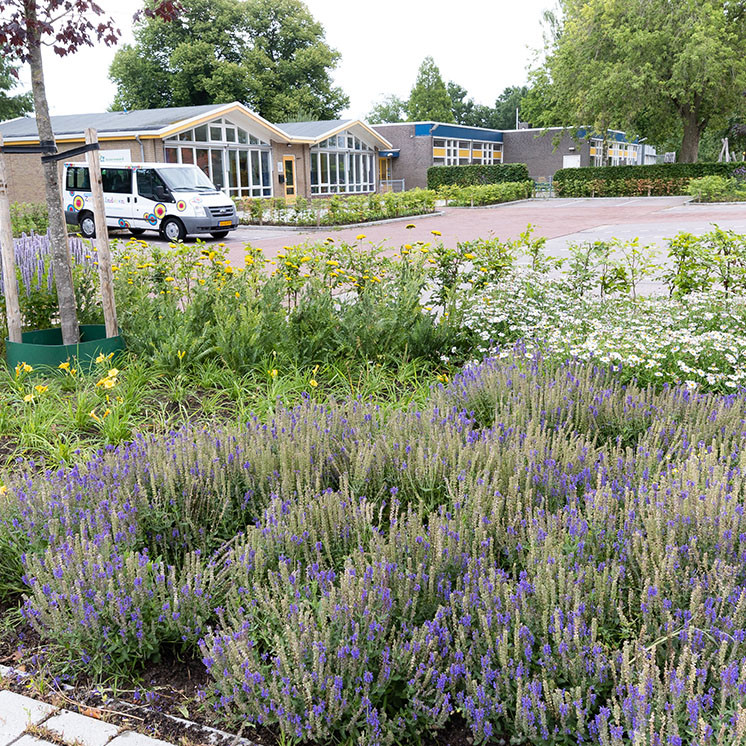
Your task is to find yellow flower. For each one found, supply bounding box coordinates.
[95,353,108,364]
[235,291,240,299]
[431,230,442,236]
[23,393,34,403]
[405,224,416,229]
[165,277,175,282]
[326,260,339,267]
[404,244,412,250]
[437,374,449,383]
[463,253,475,260]
[0,485,7,496]
[177,350,186,361]
[107,368,119,378]
[15,362,33,377]
[356,234,366,240]
[269,369,278,378]
[34,385,48,394]
[309,379,318,388]
[89,410,100,422]
[300,256,312,263]
[103,409,111,419]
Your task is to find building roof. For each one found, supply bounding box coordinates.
[0,102,293,144]
[277,120,353,139]
[0,104,220,139]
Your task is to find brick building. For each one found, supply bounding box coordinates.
[0,102,393,204]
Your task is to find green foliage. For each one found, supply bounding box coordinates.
[554,162,743,197]
[237,189,437,226]
[427,163,530,189]
[530,0,746,162]
[0,56,32,121]
[367,94,407,124]
[687,175,746,202]
[407,57,453,123]
[109,0,348,121]
[9,202,49,237]
[440,181,533,207]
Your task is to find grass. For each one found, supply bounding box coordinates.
[0,354,440,469]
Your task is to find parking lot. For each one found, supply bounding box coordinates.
[138,196,746,293]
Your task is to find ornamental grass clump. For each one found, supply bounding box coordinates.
[3,350,746,744]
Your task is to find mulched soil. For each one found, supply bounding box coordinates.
[1,599,516,745]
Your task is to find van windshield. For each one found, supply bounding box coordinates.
[158,166,217,192]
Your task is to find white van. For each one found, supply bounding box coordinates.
[63,162,239,242]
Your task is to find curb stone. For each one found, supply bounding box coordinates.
[0,667,255,746]
[238,209,445,232]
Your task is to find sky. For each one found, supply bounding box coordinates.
[13,0,554,118]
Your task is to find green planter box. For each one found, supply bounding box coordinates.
[5,324,125,372]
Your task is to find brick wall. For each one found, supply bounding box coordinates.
[270,141,309,199]
[502,129,591,179]
[372,124,433,190]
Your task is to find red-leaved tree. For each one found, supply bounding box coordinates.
[0,0,181,344]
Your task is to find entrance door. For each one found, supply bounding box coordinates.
[282,156,296,203]
[378,157,391,191]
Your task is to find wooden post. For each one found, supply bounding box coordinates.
[0,135,22,343]
[85,128,118,338]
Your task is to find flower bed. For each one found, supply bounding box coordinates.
[2,351,746,745]
[235,189,437,226]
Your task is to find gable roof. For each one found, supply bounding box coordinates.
[278,119,392,149]
[0,102,292,144]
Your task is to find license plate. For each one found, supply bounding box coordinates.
[219,220,232,227]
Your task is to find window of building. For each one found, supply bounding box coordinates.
[433,138,503,165]
[310,129,375,194]
[164,117,271,197]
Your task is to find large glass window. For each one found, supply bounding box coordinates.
[164,117,272,197]
[310,129,375,194]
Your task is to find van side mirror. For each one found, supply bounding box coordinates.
[155,185,172,202]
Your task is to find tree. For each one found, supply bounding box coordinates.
[110,0,349,122]
[0,57,32,121]
[367,94,407,124]
[532,0,746,162]
[407,57,453,123]
[0,0,179,344]
[447,82,475,125]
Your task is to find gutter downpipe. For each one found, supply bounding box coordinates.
[135,135,145,161]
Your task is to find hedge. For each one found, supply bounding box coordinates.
[427,163,530,189]
[554,162,744,197]
[444,181,533,206]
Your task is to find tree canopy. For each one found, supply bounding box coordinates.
[529,0,746,162]
[367,94,407,124]
[407,57,453,123]
[109,0,349,122]
[0,57,32,121]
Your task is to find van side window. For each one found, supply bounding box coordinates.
[66,166,91,192]
[101,168,132,195]
[136,169,172,202]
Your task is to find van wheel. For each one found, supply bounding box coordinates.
[160,217,186,242]
[129,228,146,236]
[210,230,229,239]
[78,211,96,239]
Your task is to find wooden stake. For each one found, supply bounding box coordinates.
[0,135,22,343]
[85,128,118,338]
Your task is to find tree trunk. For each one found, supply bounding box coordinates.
[679,108,702,163]
[26,5,79,344]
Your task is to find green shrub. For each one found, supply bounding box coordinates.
[427,163,530,189]
[554,162,743,197]
[9,202,49,237]
[687,175,746,202]
[443,180,532,206]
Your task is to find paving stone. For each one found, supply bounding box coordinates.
[44,709,120,746]
[0,691,56,742]
[12,736,58,746]
[108,732,174,746]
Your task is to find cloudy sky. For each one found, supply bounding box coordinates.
[14,0,554,118]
